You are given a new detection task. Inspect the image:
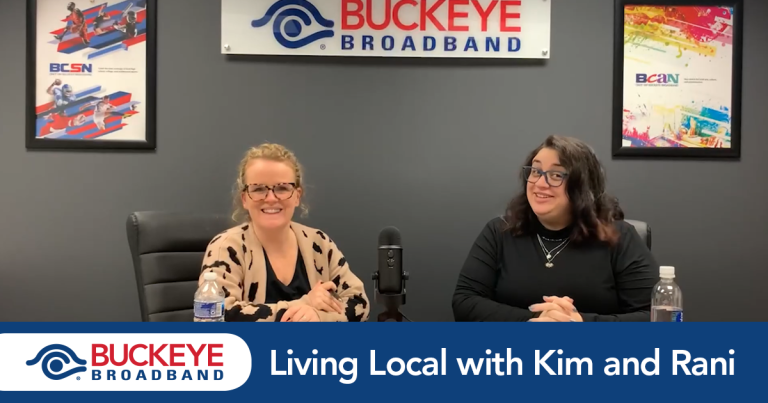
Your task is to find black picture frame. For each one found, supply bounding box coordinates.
[26,0,157,150]
[612,0,743,159]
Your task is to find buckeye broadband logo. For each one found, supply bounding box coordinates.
[0,334,251,391]
[26,344,88,380]
[252,0,335,49]
[250,0,526,53]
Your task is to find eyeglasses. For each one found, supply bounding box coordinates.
[244,182,297,201]
[523,166,568,187]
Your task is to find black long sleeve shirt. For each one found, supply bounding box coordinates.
[452,217,659,322]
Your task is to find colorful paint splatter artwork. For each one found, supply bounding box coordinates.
[622,6,733,149]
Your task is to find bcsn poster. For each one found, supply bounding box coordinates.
[30,0,153,149]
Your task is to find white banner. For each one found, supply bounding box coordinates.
[0,334,251,391]
[221,0,551,58]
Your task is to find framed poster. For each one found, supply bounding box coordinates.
[612,0,743,158]
[26,0,156,150]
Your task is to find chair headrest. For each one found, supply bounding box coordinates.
[624,219,652,250]
[126,211,234,255]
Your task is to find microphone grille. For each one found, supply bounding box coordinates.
[378,226,401,246]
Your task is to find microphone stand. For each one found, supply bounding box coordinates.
[372,271,411,322]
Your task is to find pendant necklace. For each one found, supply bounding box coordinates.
[537,234,570,268]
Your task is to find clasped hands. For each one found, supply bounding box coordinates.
[281,281,345,322]
[528,296,583,322]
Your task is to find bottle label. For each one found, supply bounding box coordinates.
[671,310,683,322]
[194,301,224,319]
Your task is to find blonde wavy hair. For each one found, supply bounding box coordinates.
[231,143,308,223]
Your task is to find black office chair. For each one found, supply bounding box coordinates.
[126,211,233,322]
[625,219,652,250]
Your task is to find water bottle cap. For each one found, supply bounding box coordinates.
[660,266,675,278]
[203,272,217,281]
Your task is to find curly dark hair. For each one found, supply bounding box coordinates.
[504,135,620,246]
[609,196,625,220]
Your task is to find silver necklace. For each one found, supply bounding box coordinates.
[537,234,570,268]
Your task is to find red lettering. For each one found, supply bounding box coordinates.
[648,74,657,83]
[420,0,445,31]
[208,344,223,367]
[393,0,417,30]
[366,0,391,30]
[150,344,168,366]
[342,0,364,29]
[343,0,506,32]
[471,0,497,31]
[500,0,521,32]
[169,344,185,367]
[129,344,148,366]
[92,344,109,367]
[109,344,128,366]
[448,0,469,31]
[187,344,206,367]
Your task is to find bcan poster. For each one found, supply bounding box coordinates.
[621,5,735,150]
[33,0,148,143]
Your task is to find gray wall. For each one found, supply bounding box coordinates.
[1,0,766,322]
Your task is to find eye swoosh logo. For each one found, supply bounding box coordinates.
[26,344,88,380]
[251,0,335,49]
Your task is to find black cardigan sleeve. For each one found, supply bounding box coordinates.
[579,221,660,322]
[452,218,536,322]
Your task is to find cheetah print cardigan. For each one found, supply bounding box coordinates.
[198,221,370,322]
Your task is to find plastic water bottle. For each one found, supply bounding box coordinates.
[651,266,683,322]
[194,272,225,322]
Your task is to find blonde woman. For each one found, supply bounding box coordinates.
[199,144,370,322]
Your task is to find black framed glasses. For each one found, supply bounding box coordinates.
[523,166,568,187]
[244,182,297,201]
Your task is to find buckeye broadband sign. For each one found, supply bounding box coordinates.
[221,0,552,58]
[0,334,251,391]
